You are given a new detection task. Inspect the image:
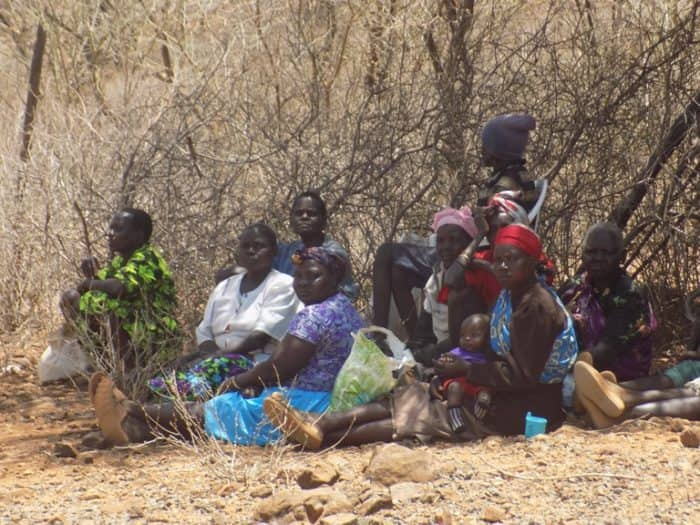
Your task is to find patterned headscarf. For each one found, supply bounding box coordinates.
[432,206,478,239]
[291,246,347,279]
[488,192,529,226]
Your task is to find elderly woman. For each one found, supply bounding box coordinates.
[264,225,577,449]
[89,246,365,446]
[60,208,180,374]
[559,222,656,381]
[148,223,300,400]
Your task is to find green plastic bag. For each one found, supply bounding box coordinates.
[329,327,413,412]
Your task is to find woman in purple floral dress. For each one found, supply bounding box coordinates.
[88,246,365,446]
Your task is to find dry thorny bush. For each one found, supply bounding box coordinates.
[0,1,698,361]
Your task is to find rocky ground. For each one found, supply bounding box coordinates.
[1,340,699,525]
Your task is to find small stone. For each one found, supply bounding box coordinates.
[297,462,340,489]
[357,493,392,516]
[53,442,78,458]
[357,519,385,525]
[250,485,273,498]
[482,506,506,523]
[80,491,102,501]
[435,508,453,525]
[680,428,700,448]
[256,487,352,521]
[389,482,424,503]
[320,513,358,525]
[217,482,243,496]
[81,431,109,450]
[304,500,325,523]
[669,419,686,432]
[366,444,437,485]
[79,452,96,465]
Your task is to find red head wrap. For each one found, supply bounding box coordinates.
[493,224,542,259]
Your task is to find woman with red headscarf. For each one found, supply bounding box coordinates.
[262,225,578,449]
[443,193,554,346]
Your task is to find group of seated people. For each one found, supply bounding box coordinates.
[58,114,700,450]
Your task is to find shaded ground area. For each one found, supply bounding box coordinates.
[1,342,699,524]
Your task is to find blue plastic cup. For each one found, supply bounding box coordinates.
[524,411,548,438]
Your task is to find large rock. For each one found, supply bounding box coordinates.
[366,443,437,485]
[297,462,340,489]
[256,487,352,522]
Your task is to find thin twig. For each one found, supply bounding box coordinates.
[477,456,643,482]
[112,437,165,450]
[73,201,93,255]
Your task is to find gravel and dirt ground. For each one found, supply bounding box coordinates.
[1,339,699,525]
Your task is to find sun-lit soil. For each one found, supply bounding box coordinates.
[1,341,699,524]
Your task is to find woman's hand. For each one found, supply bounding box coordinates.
[433,353,470,379]
[428,376,444,400]
[216,376,241,395]
[172,350,206,370]
[81,256,99,279]
[411,343,439,366]
[473,206,491,237]
[75,278,125,298]
[76,279,93,294]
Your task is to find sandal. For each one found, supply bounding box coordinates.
[263,392,323,450]
[90,372,130,446]
[578,392,616,429]
[574,362,625,418]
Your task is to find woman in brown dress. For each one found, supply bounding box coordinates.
[264,224,578,449]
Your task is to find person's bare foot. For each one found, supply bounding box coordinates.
[574,362,626,417]
[90,372,150,445]
[263,392,323,450]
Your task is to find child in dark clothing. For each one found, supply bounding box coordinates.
[432,314,492,432]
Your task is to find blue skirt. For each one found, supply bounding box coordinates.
[203,387,331,446]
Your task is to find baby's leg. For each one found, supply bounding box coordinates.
[446,381,465,408]
[446,382,467,433]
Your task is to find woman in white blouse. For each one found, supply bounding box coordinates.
[148,223,300,399]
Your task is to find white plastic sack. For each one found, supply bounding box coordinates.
[329,326,415,412]
[38,331,88,384]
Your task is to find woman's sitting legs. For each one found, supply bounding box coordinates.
[264,393,394,449]
[574,362,700,428]
[90,372,204,445]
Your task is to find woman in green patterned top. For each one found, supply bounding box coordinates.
[60,208,180,374]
